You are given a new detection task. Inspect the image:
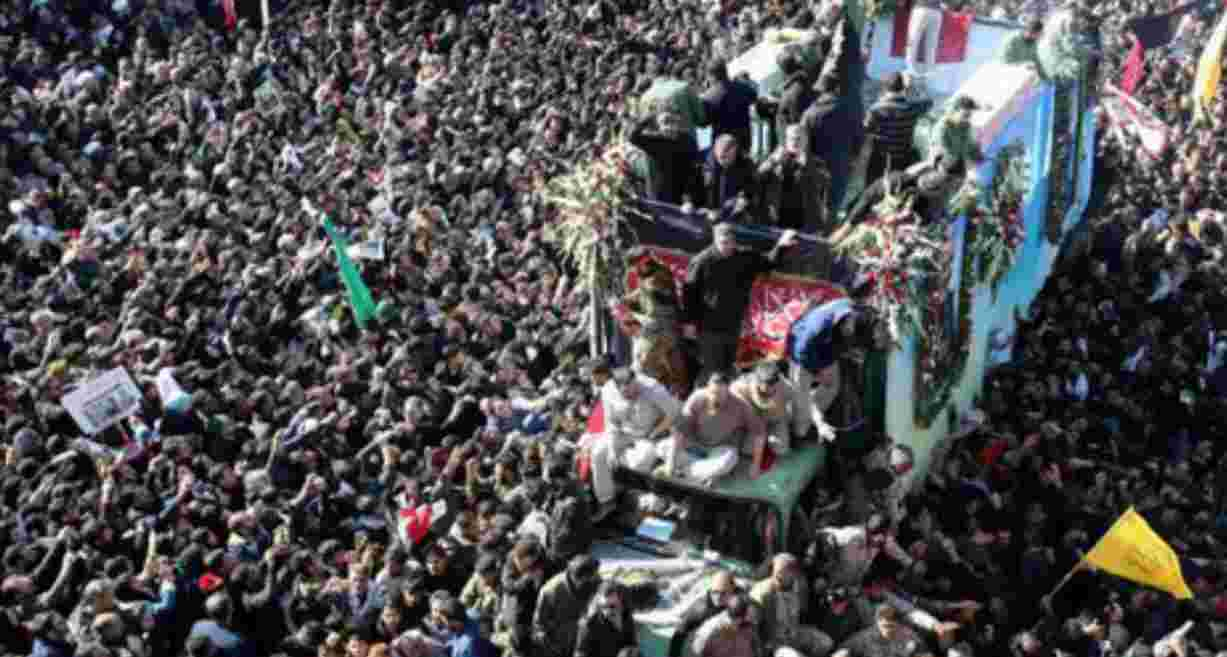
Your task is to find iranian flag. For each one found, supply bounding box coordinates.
[890,0,974,64]
[398,499,447,545]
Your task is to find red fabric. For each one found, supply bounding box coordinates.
[198,573,224,594]
[977,438,1009,467]
[891,0,914,57]
[760,445,777,473]
[935,11,973,63]
[222,0,237,31]
[624,247,845,367]
[1120,38,1145,95]
[890,3,969,63]
[577,452,591,482]
[587,400,605,435]
[399,505,432,544]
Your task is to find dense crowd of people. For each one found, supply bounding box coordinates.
[0,0,1224,656]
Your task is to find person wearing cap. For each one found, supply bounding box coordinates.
[730,361,809,455]
[589,366,681,521]
[999,19,1045,71]
[532,555,601,657]
[928,98,983,173]
[751,553,834,657]
[784,298,875,456]
[683,224,798,384]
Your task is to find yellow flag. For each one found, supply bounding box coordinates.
[1194,12,1227,122]
[1083,507,1193,599]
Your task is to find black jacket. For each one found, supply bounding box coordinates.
[864,92,933,167]
[630,118,701,205]
[701,78,758,151]
[683,246,779,333]
[574,608,637,657]
[668,593,725,657]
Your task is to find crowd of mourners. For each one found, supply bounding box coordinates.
[2,0,1227,657]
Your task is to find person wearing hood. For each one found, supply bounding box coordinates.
[532,554,601,657]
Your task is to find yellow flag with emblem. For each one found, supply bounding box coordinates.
[1194,11,1227,123]
[1083,507,1193,599]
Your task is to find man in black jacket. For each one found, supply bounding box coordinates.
[774,51,815,145]
[801,75,848,215]
[683,223,798,384]
[863,73,933,185]
[574,581,638,657]
[700,57,758,154]
[631,111,701,205]
[667,570,739,657]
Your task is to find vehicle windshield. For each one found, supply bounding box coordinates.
[592,442,823,572]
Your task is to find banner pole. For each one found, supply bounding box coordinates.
[1045,559,1086,603]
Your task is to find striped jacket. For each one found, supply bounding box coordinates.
[864,92,933,165]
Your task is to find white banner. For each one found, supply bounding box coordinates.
[61,368,143,435]
[347,239,385,261]
[1102,84,1169,159]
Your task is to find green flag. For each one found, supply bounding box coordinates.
[321,215,378,329]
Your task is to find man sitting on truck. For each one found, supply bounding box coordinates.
[589,367,682,522]
[669,370,769,482]
[730,361,810,456]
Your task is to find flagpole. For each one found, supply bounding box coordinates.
[1044,559,1087,602]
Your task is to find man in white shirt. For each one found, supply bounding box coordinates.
[589,367,682,520]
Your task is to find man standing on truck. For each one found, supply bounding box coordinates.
[683,224,798,385]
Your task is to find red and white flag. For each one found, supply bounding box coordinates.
[890,0,974,64]
[1101,83,1169,159]
[397,499,447,545]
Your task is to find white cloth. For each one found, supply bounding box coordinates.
[590,376,681,504]
[591,436,660,504]
[661,438,739,483]
[905,6,944,79]
[591,436,739,503]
